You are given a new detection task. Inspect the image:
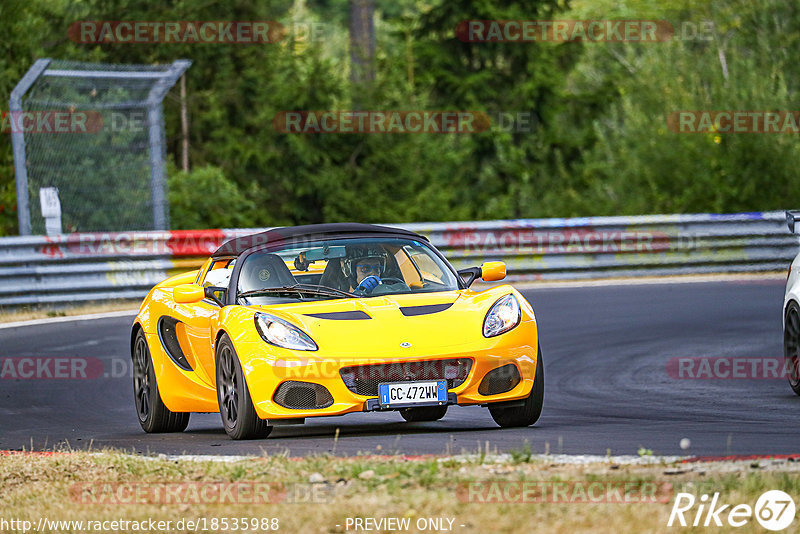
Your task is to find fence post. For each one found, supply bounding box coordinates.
[10,59,51,236]
[146,60,191,231]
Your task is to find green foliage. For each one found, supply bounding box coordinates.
[0,180,17,236]
[167,166,256,230]
[560,0,800,216]
[1,0,800,235]
[509,441,534,463]
[411,0,576,220]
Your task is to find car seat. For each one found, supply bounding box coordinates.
[238,253,296,293]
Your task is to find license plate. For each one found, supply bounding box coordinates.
[378,380,448,407]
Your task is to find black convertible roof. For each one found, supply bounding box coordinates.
[212,223,428,258]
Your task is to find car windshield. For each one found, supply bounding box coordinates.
[236,237,459,305]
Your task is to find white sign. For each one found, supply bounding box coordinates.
[39,187,62,235]
[39,187,61,218]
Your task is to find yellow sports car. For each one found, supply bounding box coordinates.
[131,223,543,439]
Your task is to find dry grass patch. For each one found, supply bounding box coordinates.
[1,450,799,533]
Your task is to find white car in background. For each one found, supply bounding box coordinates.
[782,211,800,395]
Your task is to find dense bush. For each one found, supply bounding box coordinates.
[1,0,799,233]
[167,166,256,230]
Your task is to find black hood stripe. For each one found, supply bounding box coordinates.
[399,303,454,316]
[304,310,371,320]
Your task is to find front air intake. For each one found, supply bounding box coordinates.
[478,364,521,395]
[273,381,334,409]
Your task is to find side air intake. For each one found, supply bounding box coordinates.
[157,317,192,371]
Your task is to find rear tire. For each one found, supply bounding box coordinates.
[783,302,800,396]
[216,333,273,440]
[400,405,448,422]
[489,346,544,428]
[132,330,190,433]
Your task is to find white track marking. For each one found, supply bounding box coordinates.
[0,309,138,330]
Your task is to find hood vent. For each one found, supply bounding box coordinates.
[399,303,454,317]
[304,310,371,320]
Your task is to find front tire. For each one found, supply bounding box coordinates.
[132,330,190,433]
[489,346,544,428]
[216,333,273,440]
[783,302,800,395]
[400,405,448,422]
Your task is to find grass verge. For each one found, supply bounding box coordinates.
[1,450,798,533]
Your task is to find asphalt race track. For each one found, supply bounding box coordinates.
[1,280,796,458]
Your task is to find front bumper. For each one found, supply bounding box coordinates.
[240,332,539,421]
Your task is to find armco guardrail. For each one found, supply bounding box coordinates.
[0,212,797,306]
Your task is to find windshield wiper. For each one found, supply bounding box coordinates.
[293,283,357,298]
[238,284,357,300]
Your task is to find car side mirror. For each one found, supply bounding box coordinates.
[457,261,507,288]
[457,267,481,288]
[481,261,507,282]
[173,284,205,304]
[205,286,227,306]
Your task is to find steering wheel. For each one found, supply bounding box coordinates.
[370,277,411,295]
[354,276,409,296]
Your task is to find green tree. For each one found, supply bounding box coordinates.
[168,165,256,229]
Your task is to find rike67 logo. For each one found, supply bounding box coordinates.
[668,490,796,531]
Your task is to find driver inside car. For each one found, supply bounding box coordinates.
[342,245,391,294]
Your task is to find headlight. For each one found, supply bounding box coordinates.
[254,313,318,351]
[483,294,521,337]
